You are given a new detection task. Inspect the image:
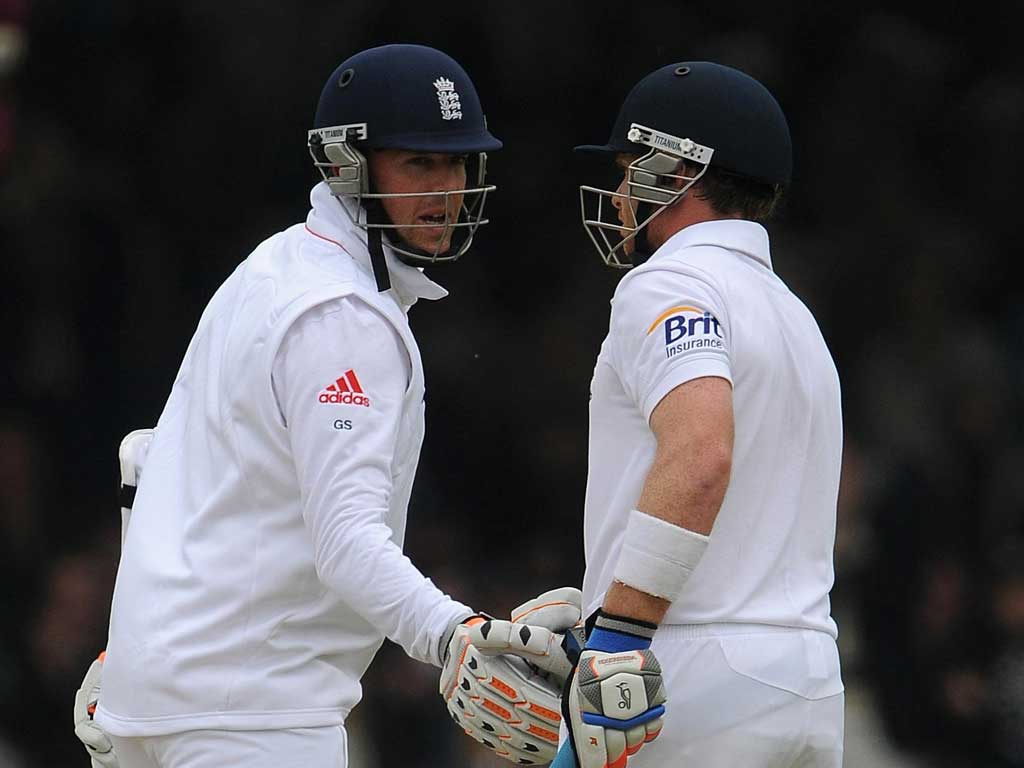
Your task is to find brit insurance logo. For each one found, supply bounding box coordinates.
[433,77,463,121]
[647,305,724,359]
[318,369,371,407]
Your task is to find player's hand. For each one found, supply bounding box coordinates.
[444,640,563,763]
[553,611,666,768]
[73,652,119,768]
[439,598,581,766]
[441,613,572,702]
[509,586,584,686]
[441,608,576,687]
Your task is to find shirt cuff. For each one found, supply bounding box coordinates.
[432,600,477,667]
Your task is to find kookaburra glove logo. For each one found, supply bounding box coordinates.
[616,681,632,710]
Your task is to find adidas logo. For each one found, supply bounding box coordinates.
[318,369,371,407]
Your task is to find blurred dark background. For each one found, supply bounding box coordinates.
[2,0,1024,766]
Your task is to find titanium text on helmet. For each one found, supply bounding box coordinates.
[580,123,714,269]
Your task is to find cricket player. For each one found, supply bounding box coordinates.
[550,61,845,767]
[71,44,575,768]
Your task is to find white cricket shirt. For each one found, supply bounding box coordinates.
[96,183,472,736]
[583,220,842,637]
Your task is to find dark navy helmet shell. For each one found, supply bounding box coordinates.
[313,44,501,154]
[576,61,791,185]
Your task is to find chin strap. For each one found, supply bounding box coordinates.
[367,226,392,293]
[363,200,392,293]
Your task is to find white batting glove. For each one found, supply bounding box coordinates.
[440,595,582,766]
[438,589,583,764]
[552,611,666,768]
[510,587,582,630]
[509,587,584,686]
[445,644,563,763]
[441,615,571,699]
[73,652,118,768]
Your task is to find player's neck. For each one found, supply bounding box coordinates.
[649,196,741,249]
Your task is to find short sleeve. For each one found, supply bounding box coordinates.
[609,267,732,422]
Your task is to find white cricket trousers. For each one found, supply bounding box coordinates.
[630,623,844,767]
[108,725,348,768]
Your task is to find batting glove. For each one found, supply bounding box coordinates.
[73,652,119,768]
[552,611,665,768]
[441,611,575,688]
[440,599,583,765]
[509,587,584,686]
[445,640,564,763]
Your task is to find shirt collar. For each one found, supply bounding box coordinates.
[652,219,773,270]
[304,182,449,309]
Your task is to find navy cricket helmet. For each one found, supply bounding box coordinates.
[577,61,791,184]
[312,44,501,154]
[308,44,501,272]
[576,61,791,268]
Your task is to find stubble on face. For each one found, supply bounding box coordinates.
[369,150,468,254]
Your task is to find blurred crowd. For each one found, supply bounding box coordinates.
[1,1,1023,766]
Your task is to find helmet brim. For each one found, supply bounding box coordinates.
[371,130,502,153]
[573,143,619,156]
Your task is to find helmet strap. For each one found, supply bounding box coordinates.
[362,182,460,274]
[367,227,392,293]
[364,200,392,293]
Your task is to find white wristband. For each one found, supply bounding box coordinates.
[612,509,710,602]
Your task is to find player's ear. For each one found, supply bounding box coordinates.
[675,160,700,188]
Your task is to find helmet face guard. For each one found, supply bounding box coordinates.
[308,123,495,266]
[579,123,714,269]
[309,46,502,269]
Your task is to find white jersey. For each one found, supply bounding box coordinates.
[583,220,842,636]
[97,183,472,737]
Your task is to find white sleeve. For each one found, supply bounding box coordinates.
[273,296,472,666]
[610,267,733,422]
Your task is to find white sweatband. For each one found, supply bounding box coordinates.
[612,509,709,602]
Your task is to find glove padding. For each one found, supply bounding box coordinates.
[442,607,577,692]
[554,611,666,768]
[441,588,583,764]
[73,652,118,768]
[446,642,563,763]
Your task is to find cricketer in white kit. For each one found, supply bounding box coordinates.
[549,61,845,768]
[72,45,580,768]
